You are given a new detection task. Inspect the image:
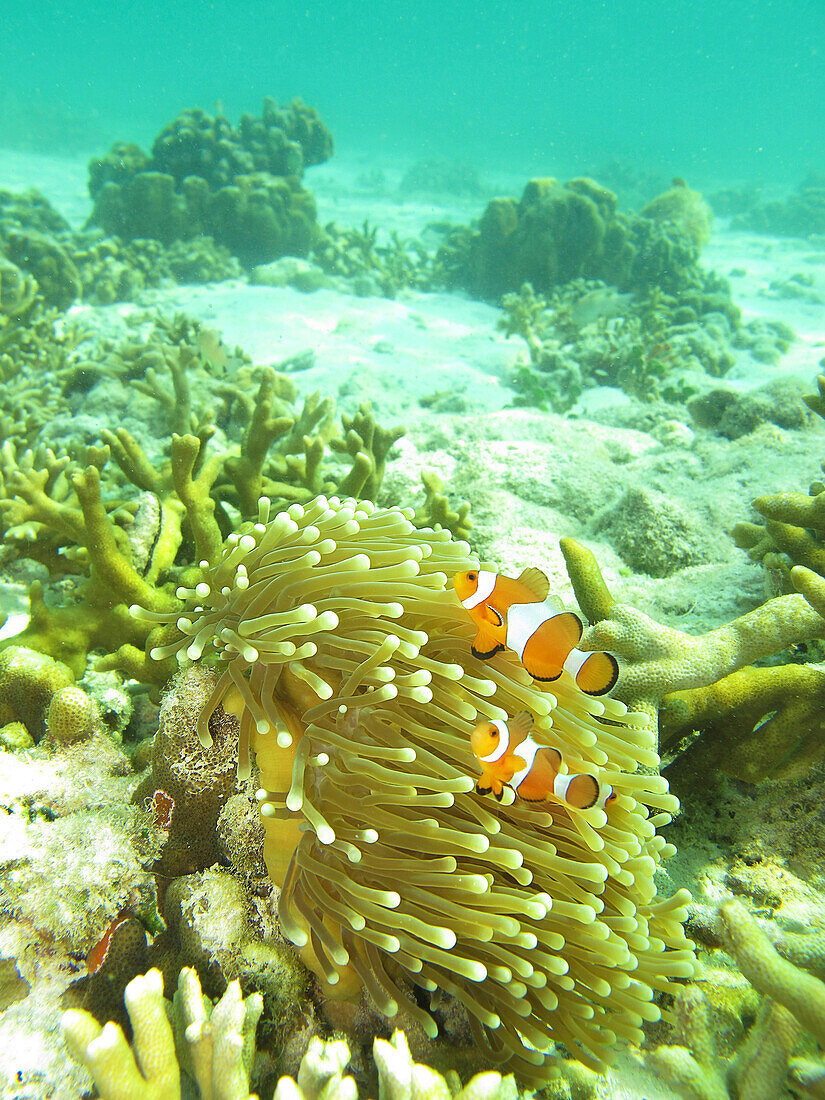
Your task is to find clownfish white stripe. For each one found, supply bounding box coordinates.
[505,602,556,660]
[563,649,589,677]
[597,785,614,808]
[553,773,575,801]
[481,719,511,763]
[461,570,497,610]
[510,736,542,792]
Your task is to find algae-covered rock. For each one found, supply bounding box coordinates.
[639,178,713,251]
[596,486,718,578]
[688,379,812,439]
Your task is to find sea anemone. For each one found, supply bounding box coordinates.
[136,495,694,1084]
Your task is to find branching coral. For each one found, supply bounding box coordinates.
[0,318,407,686]
[137,495,694,1085]
[650,982,803,1100]
[275,1029,517,1100]
[560,538,825,780]
[62,965,262,1100]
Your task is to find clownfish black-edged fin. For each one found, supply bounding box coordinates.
[516,567,550,602]
[471,622,504,660]
[493,787,505,802]
[576,651,620,696]
[566,774,601,809]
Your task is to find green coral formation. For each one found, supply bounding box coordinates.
[442,176,715,302]
[275,1030,517,1100]
[497,276,791,414]
[87,98,331,266]
[733,173,825,238]
[0,185,242,315]
[0,314,408,685]
[560,537,825,781]
[312,219,437,297]
[651,899,825,1099]
[0,644,93,743]
[733,375,825,590]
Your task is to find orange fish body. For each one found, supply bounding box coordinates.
[470,711,613,810]
[453,567,619,696]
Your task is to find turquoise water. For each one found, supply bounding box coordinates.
[2,0,823,181]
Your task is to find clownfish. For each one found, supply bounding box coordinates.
[453,567,619,697]
[470,711,614,809]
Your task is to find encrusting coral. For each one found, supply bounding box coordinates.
[136,494,695,1085]
[62,965,262,1100]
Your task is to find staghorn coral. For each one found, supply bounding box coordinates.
[62,965,262,1100]
[733,374,825,591]
[0,318,408,686]
[136,494,694,1085]
[560,538,825,780]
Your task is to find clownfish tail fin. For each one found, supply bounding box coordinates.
[516,567,550,602]
[559,773,601,810]
[565,649,620,696]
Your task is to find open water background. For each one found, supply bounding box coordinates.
[2,0,824,185]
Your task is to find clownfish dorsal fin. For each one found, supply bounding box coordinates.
[516,567,550,602]
[508,710,534,743]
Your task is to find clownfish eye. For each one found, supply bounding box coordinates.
[468,572,477,581]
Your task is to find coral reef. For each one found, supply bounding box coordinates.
[497,276,791,414]
[443,177,715,302]
[0,316,409,685]
[651,899,825,1099]
[560,538,825,781]
[87,98,332,266]
[733,173,825,238]
[138,494,694,1085]
[63,965,262,1100]
[0,183,242,314]
[733,374,825,591]
[275,1029,517,1100]
[312,220,437,298]
[0,644,94,743]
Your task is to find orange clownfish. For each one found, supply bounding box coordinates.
[453,567,619,696]
[470,711,614,809]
